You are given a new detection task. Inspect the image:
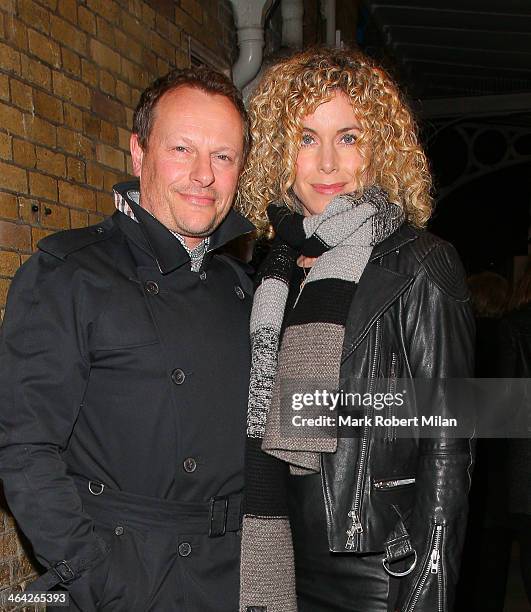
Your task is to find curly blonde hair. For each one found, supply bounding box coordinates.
[237,46,433,234]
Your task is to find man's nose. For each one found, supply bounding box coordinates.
[190,152,215,187]
[319,143,338,174]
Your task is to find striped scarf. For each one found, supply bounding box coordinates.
[240,186,404,612]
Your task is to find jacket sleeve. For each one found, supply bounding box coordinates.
[395,242,475,612]
[0,252,110,604]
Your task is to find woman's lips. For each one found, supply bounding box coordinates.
[311,183,347,195]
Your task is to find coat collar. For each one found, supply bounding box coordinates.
[341,224,419,362]
[369,223,418,262]
[113,180,255,274]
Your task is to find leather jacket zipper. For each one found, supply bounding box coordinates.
[373,477,415,490]
[385,352,398,442]
[346,318,381,550]
[405,523,446,612]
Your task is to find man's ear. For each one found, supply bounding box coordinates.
[130,133,144,177]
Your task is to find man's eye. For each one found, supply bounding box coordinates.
[340,133,357,145]
[216,154,232,161]
[301,134,314,146]
[173,146,187,152]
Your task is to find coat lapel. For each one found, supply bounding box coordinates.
[341,262,414,363]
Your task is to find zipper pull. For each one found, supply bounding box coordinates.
[346,510,363,549]
[429,548,440,574]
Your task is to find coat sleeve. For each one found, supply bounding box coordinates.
[395,242,475,612]
[0,252,110,605]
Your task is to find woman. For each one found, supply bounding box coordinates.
[238,46,475,612]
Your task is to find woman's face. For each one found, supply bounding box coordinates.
[292,91,363,216]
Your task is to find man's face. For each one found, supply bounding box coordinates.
[130,86,244,248]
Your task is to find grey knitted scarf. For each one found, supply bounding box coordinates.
[240,186,404,611]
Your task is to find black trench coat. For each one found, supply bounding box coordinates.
[0,182,255,611]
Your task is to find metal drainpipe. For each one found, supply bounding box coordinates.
[229,0,272,90]
[281,0,304,49]
[322,0,336,46]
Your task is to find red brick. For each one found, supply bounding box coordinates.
[97,190,114,216]
[66,157,85,183]
[9,79,33,112]
[28,28,60,68]
[96,16,115,47]
[96,143,124,171]
[18,0,50,35]
[58,0,78,24]
[29,171,57,200]
[88,212,104,225]
[117,127,131,152]
[0,161,27,193]
[20,54,51,89]
[87,0,119,23]
[52,72,90,108]
[50,16,87,56]
[0,73,8,102]
[63,103,83,131]
[35,146,66,177]
[120,11,145,44]
[13,139,36,168]
[82,113,100,139]
[57,127,92,158]
[100,120,117,146]
[34,90,64,124]
[89,39,120,74]
[181,0,203,24]
[61,47,81,77]
[78,6,96,35]
[22,114,57,148]
[40,202,70,230]
[0,251,20,276]
[150,31,174,61]
[81,59,98,87]
[0,220,31,251]
[0,102,25,137]
[0,193,18,219]
[0,279,11,308]
[0,133,12,161]
[3,15,28,51]
[115,80,131,105]
[18,195,40,223]
[58,181,96,210]
[102,169,119,192]
[141,2,156,27]
[145,0,173,21]
[86,162,104,189]
[90,90,125,124]
[0,531,18,558]
[0,42,21,74]
[70,208,88,228]
[99,70,115,96]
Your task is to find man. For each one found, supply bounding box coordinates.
[0,67,254,611]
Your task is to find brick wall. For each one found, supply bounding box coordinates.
[0,0,236,603]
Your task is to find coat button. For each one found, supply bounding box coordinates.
[171,368,186,385]
[95,226,105,234]
[178,542,192,557]
[199,271,207,281]
[114,526,124,536]
[183,457,197,473]
[234,285,245,300]
[145,280,159,295]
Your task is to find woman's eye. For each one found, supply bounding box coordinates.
[301,133,314,146]
[340,133,357,145]
[216,154,232,161]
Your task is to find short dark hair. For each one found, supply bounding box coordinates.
[133,66,249,157]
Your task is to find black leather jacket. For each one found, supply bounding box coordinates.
[322,223,475,611]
